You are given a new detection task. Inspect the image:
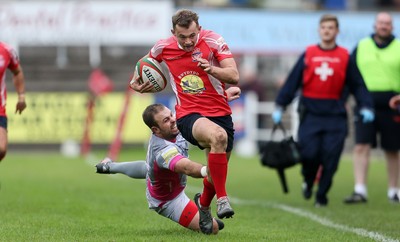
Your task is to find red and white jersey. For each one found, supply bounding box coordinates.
[302,45,349,99]
[0,42,20,116]
[149,29,234,119]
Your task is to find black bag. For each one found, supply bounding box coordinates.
[260,123,300,193]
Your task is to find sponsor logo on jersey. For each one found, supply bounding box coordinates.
[162,147,179,164]
[191,48,202,62]
[180,75,205,94]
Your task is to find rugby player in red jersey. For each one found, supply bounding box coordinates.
[130,9,239,234]
[0,42,26,163]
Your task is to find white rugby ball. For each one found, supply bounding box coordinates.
[131,57,167,93]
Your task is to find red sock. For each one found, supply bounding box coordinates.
[208,153,228,199]
[200,177,215,208]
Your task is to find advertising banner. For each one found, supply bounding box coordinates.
[0,1,173,45]
[6,92,153,143]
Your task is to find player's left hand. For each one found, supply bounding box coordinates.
[226,87,241,102]
[15,100,26,114]
[196,58,212,73]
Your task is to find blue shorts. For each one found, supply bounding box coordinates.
[177,113,235,152]
[0,116,7,129]
[354,107,400,151]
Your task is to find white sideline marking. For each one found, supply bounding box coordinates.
[231,197,399,242]
[186,186,398,242]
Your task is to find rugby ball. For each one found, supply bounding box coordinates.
[131,57,167,93]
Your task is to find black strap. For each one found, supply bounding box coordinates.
[277,168,289,194]
[270,123,287,140]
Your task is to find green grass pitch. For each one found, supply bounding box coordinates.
[0,148,399,241]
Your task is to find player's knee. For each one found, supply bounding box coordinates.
[353,144,369,155]
[210,128,227,147]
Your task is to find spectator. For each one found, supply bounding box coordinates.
[344,12,400,204]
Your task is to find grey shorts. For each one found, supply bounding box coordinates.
[146,189,190,223]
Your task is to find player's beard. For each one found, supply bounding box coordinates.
[163,125,179,140]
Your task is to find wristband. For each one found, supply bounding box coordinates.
[200,166,207,177]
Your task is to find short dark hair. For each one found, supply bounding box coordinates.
[172,9,199,29]
[142,103,165,129]
[320,14,339,28]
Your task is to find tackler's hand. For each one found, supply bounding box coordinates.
[226,87,241,102]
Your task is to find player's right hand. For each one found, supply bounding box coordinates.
[129,76,153,93]
[15,100,26,114]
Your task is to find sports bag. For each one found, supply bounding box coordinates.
[259,123,300,193]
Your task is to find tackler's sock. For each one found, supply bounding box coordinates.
[200,177,216,208]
